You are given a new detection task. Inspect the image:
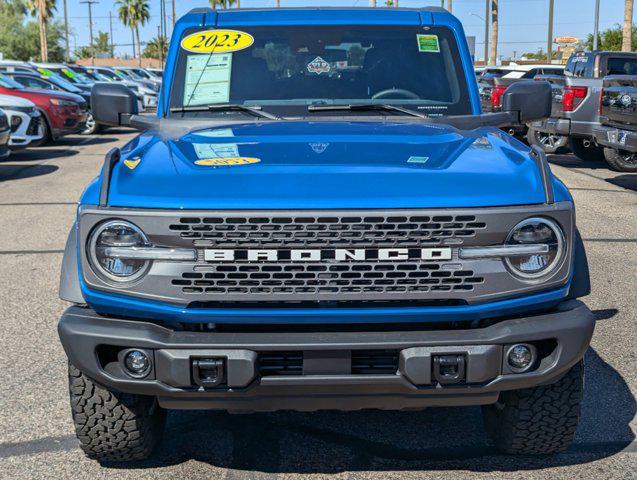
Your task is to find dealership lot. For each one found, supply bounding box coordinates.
[0,131,634,479]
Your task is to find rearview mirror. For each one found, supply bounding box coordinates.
[502,81,552,124]
[91,83,139,127]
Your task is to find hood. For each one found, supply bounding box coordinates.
[0,93,35,108]
[24,88,85,103]
[104,121,548,210]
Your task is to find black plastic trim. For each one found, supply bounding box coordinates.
[530,145,555,204]
[99,148,120,207]
[58,300,595,411]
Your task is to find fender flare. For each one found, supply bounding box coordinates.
[59,224,85,304]
[566,228,591,300]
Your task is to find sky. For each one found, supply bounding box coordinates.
[52,0,632,61]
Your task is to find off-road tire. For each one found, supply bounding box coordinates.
[483,360,584,455]
[603,147,637,172]
[68,363,166,462]
[569,137,604,162]
[526,127,568,154]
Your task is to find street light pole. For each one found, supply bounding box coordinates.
[547,0,554,63]
[593,0,601,50]
[63,0,70,62]
[80,0,98,65]
[484,0,490,65]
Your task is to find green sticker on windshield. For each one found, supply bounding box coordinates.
[417,34,440,53]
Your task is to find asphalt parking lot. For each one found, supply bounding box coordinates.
[0,130,635,479]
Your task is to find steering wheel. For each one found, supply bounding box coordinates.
[372,88,420,100]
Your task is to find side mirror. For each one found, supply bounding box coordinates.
[91,82,139,126]
[502,80,552,123]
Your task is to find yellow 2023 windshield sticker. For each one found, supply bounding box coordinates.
[181,29,254,53]
[195,157,260,166]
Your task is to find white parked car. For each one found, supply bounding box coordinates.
[500,64,565,79]
[0,94,44,149]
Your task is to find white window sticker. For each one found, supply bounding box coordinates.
[307,56,331,75]
[193,142,240,160]
[184,53,233,106]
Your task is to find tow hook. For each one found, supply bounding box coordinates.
[192,358,226,388]
[432,354,466,385]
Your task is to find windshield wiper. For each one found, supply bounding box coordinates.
[307,103,426,119]
[170,104,280,120]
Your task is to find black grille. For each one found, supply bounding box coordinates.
[26,116,41,136]
[258,352,303,376]
[256,350,400,377]
[169,215,486,248]
[172,263,483,296]
[351,350,400,375]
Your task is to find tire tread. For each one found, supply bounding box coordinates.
[68,363,165,462]
[483,360,584,455]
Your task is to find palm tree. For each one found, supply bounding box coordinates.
[25,0,56,62]
[117,0,137,58]
[623,0,634,52]
[117,0,150,66]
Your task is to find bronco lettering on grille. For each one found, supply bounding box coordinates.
[203,248,453,262]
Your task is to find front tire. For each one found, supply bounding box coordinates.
[68,363,166,462]
[603,147,637,172]
[81,112,101,135]
[526,127,568,154]
[569,137,604,162]
[483,360,584,455]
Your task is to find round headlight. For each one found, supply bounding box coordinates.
[504,217,565,280]
[88,220,150,282]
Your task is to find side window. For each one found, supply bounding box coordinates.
[522,69,538,78]
[23,77,51,89]
[606,57,637,76]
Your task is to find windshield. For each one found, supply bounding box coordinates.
[169,25,471,117]
[0,74,24,89]
[94,69,121,81]
[57,67,93,85]
[38,71,83,92]
[133,68,153,79]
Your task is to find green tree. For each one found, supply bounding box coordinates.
[209,0,237,8]
[0,2,65,61]
[585,24,637,51]
[143,34,167,59]
[75,30,112,58]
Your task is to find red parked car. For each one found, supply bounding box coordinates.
[0,73,87,141]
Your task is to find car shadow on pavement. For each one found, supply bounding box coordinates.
[104,348,635,473]
[607,175,637,193]
[6,148,79,162]
[0,164,59,183]
[548,154,608,170]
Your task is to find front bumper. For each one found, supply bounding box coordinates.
[530,117,571,136]
[593,125,637,152]
[0,128,10,159]
[58,300,594,412]
[530,117,601,138]
[6,110,44,148]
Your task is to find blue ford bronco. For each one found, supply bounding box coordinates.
[58,7,594,461]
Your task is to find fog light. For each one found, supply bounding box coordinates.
[507,344,535,372]
[124,350,151,378]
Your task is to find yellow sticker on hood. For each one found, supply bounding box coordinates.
[181,29,254,53]
[123,158,141,170]
[195,157,260,166]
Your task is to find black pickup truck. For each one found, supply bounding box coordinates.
[593,75,637,171]
[528,51,637,160]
